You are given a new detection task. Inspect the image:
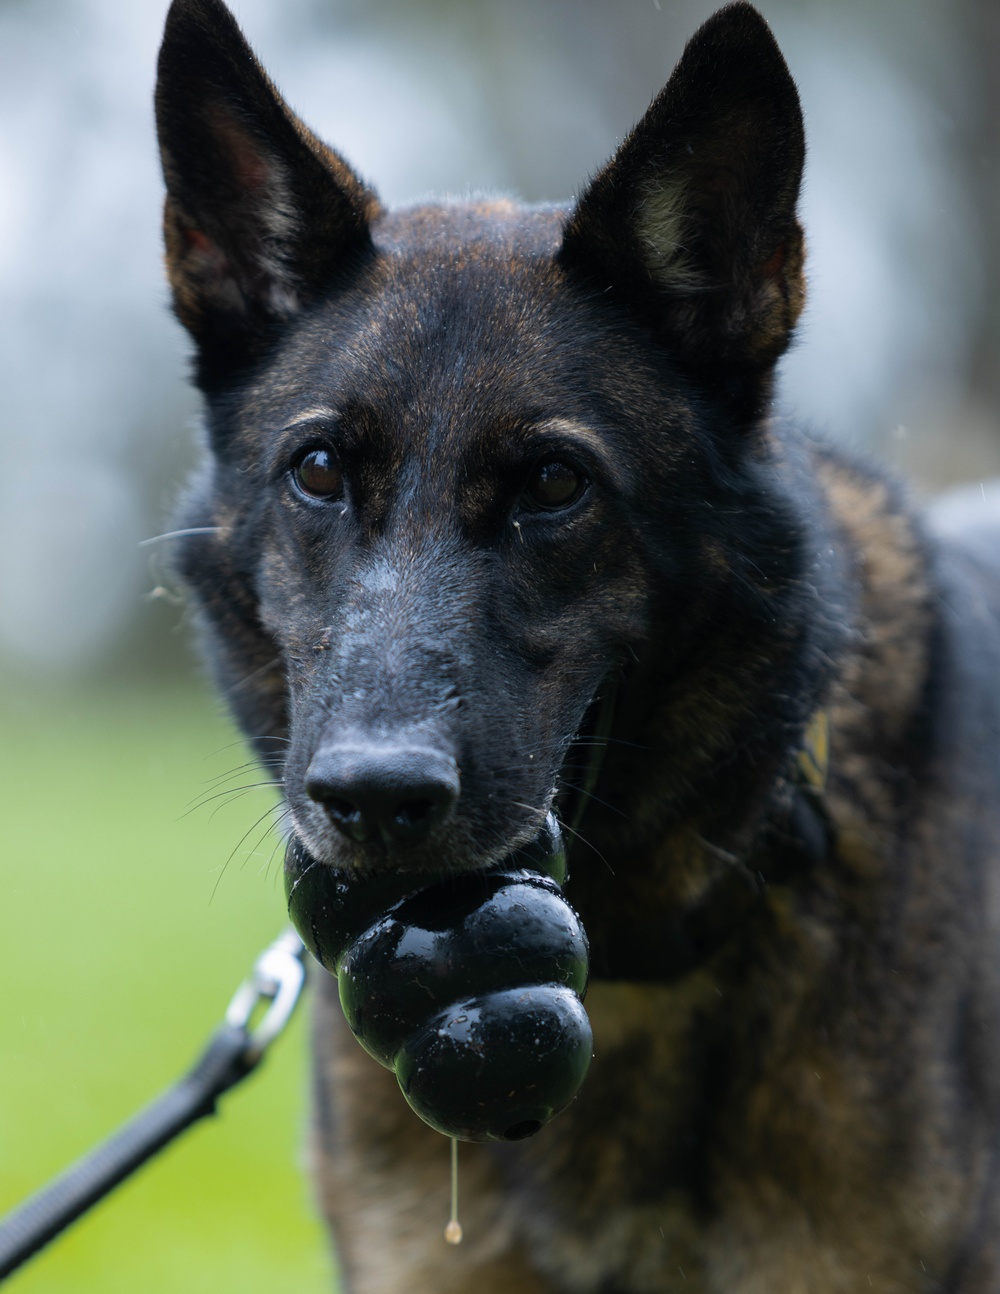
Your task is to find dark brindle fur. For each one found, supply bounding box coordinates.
[156,2,1000,1289]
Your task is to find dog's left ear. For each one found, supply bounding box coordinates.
[560,2,805,404]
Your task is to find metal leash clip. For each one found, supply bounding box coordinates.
[225,928,307,1061]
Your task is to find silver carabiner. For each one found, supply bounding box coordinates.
[224,929,307,1062]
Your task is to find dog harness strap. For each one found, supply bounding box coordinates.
[0,931,306,1283]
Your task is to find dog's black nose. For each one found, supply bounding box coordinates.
[305,744,460,847]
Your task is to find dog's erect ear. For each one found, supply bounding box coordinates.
[155,0,381,382]
[560,2,805,398]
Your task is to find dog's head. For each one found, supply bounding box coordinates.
[156,0,808,878]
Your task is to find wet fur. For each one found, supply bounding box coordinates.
[156,3,1000,1291]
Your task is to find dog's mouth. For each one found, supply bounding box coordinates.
[284,810,593,1144]
[280,677,620,1142]
[555,679,619,839]
[286,789,552,880]
[284,809,569,965]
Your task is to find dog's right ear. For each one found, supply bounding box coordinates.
[559,2,805,416]
[155,0,381,385]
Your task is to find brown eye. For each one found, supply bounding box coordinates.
[522,460,586,511]
[293,448,343,501]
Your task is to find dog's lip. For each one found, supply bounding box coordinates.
[285,801,554,879]
[285,808,564,896]
[555,678,617,831]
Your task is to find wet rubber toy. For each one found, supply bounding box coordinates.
[285,815,593,1142]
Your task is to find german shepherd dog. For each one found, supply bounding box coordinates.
[156,1,1000,1289]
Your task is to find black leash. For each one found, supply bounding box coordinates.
[0,930,306,1284]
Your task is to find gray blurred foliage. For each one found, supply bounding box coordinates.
[0,0,996,679]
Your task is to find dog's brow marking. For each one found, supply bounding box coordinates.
[534,418,603,447]
[532,418,621,482]
[284,408,336,430]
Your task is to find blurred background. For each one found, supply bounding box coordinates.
[0,0,997,1289]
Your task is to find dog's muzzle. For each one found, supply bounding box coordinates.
[284,812,593,1143]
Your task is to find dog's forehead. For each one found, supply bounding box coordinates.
[243,200,614,452]
[359,200,577,383]
[224,195,705,528]
[374,198,568,259]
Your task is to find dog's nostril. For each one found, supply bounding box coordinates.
[394,799,435,829]
[323,797,372,844]
[305,744,459,848]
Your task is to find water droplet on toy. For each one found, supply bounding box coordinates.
[444,1136,462,1244]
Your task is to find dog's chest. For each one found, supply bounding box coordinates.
[492,977,948,1294]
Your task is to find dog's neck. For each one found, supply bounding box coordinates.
[565,440,934,983]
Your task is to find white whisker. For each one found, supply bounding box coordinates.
[139,526,222,547]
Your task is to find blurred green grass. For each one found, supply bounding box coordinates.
[0,682,334,1292]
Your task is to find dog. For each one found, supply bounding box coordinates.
[155,1,1000,1290]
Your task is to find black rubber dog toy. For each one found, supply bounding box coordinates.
[285,814,592,1142]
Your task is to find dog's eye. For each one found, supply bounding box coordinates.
[293,448,343,501]
[522,460,587,512]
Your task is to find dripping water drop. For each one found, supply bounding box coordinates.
[444,1136,463,1245]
